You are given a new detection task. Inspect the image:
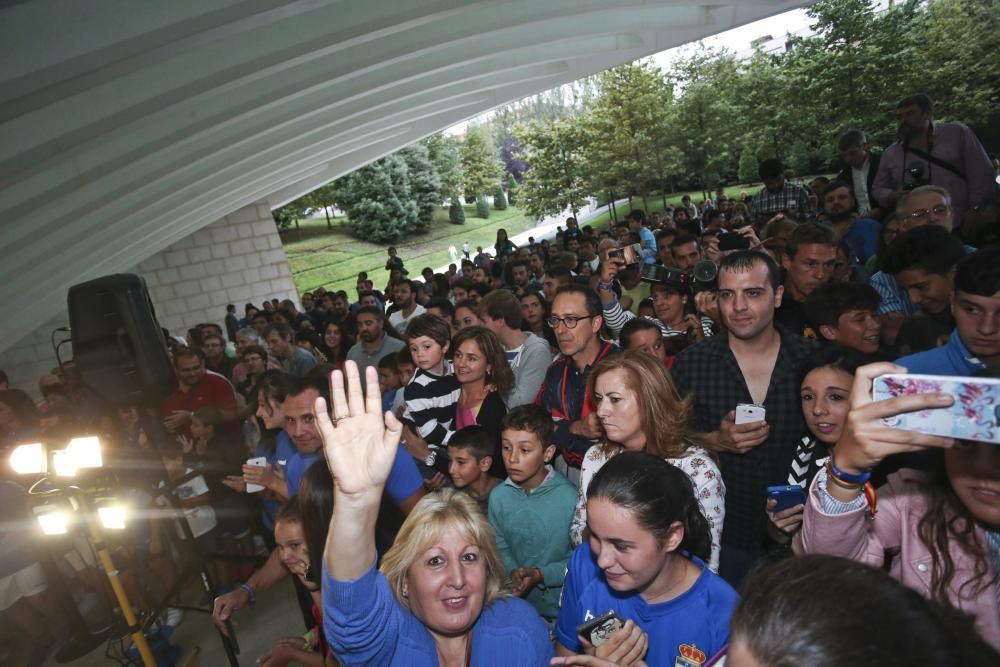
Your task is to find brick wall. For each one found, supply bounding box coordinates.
[0,201,299,398]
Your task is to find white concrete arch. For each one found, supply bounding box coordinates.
[0,0,808,349]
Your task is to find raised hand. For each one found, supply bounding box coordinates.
[831,362,955,476]
[315,361,403,499]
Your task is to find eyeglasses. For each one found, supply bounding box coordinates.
[546,315,594,329]
[907,204,950,220]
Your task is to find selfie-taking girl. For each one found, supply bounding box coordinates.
[800,362,1000,649]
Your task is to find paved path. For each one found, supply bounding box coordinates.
[434,198,627,272]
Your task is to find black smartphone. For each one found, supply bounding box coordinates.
[608,243,643,265]
[718,232,750,252]
[576,610,625,647]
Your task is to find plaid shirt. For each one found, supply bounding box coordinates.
[749,181,812,219]
[672,327,816,554]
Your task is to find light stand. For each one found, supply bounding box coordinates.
[15,438,157,667]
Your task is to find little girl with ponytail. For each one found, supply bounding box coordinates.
[553,451,737,665]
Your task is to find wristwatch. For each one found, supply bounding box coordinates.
[424,450,437,467]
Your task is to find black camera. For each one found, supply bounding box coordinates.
[903,163,927,191]
[691,260,719,294]
[639,264,690,287]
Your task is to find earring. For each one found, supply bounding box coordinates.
[402,586,408,598]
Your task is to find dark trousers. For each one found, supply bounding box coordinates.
[719,545,758,590]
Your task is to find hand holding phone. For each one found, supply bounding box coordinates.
[244,456,268,493]
[767,484,806,513]
[735,403,766,425]
[576,611,625,648]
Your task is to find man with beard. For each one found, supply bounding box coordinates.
[346,305,405,379]
[821,180,882,266]
[873,93,994,232]
[387,279,425,335]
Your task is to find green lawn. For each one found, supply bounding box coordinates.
[282,205,538,295]
[581,184,761,232]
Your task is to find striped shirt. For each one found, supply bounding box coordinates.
[402,364,461,449]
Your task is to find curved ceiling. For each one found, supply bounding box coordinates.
[0,0,807,348]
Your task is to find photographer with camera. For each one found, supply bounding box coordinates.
[596,247,708,349]
[872,93,995,238]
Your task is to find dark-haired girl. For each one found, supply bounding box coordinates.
[555,451,737,664]
[800,362,1000,649]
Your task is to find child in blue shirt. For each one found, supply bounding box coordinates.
[555,451,737,664]
[488,405,576,622]
[377,352,402,415]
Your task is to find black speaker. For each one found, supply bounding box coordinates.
[68,274,175,407]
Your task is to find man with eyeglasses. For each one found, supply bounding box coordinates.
[535,285,619,486]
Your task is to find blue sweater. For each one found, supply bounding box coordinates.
[896,329,986,377]
[487,467,577,620]
[323,561,553,666]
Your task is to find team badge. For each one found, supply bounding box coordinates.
[675,642,707,666]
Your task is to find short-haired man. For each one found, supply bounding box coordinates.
[869,185,960,345]
[670,235,703,272]
[536,285,620,485]
[479,289,554,409]
[266,323,317,377]
[542,266,572,303]
[162,348,238,435]
[821,180,882,266]
[388,279,426,335]
[776,222,837,337]
[202,333,236,382]
[835,129,882,219]
[508,260,536,296]
[881,225,968,321]
[655,229,678,266]
[804,283,883,354]
[672,250,815,586]
[346,305,406,379]
[896,246,1000,375]
[872,93,994,231]
[750,158,812,220]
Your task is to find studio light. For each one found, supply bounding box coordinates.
[10,442,46,475]
[36,508,69,535]
[52,449,77,477]
[97,502,128,530]
[67,436,103,469]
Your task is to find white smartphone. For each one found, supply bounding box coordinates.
[735,403,766,425]
[245,456,268,493]
[872,374,1000,444]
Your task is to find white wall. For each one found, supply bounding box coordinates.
[0,201,299,398]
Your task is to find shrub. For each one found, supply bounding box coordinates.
[506,173,519,206]
[475,195,490,219]
[493,186,507,210]
[449,198,465,224]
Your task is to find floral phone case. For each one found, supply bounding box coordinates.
[872,374,1000,444]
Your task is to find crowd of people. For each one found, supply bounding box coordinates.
[1,92,999,665]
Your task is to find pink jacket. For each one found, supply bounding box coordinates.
[800,469,1000,649]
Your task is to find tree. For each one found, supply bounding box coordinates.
[493,185,507,210]
[423,133,464,201]
[738,148,757,184]
[475,195,490,219]
[461,126,502,199]
[506,173,519,206]
[498,135,529,183]
[399,143,441,233]
[515,118,590,220]
[449,198,465,224]
[301,183,338,228]
[336,155,419,243]
[581,62,681,208]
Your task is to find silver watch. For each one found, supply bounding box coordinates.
[423,450,437,467]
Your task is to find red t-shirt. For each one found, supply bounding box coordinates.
[162,372,238,436]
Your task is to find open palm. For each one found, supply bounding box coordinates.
[314,362,402,497]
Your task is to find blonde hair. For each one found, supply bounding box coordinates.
[379,488,507,609]
[587,350,698,459]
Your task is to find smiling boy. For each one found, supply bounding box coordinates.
[488,405,577,621]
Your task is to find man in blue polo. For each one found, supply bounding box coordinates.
[896,246,1000,376]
